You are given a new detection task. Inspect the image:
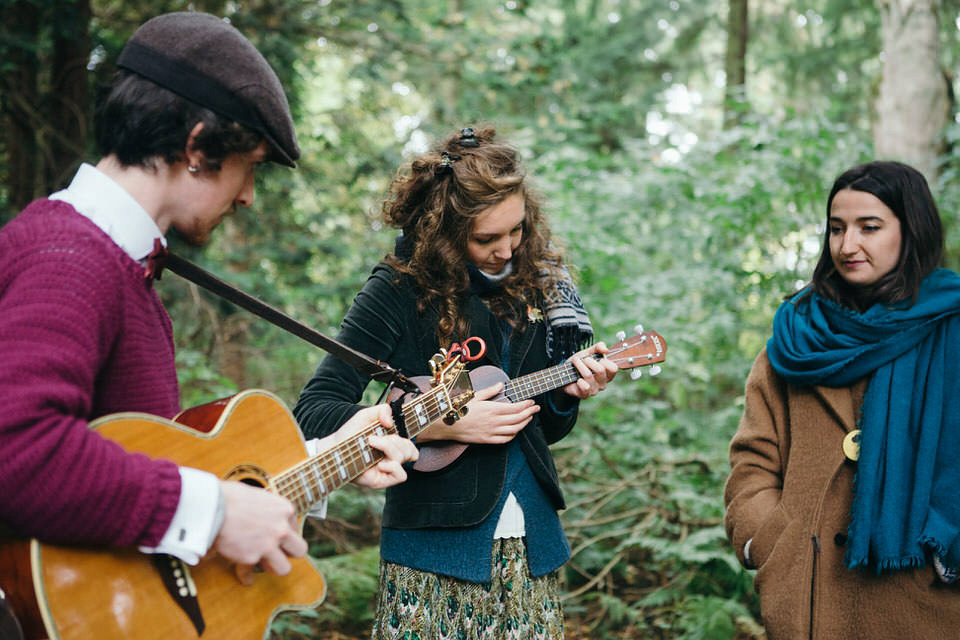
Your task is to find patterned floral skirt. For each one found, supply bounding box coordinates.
[371,537,565,640]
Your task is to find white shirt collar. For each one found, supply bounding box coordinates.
[477,261,513,283]
[50,163,165,262]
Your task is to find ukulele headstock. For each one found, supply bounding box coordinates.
[606,325,667,380]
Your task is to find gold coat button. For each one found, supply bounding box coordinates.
[843,429,861,462]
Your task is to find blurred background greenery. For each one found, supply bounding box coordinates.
[4,1,960,637]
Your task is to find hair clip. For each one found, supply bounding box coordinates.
[458,127,479,147]
[439,151,460,174]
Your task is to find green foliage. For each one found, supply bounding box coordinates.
[270,546,382,638]
[7,1,960,638]
[539,112,869,637]
[175,347,238,409]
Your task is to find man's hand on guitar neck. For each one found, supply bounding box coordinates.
[311,404,420,490]
[215,481,307,586]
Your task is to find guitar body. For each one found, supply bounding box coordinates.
[0,390,325,640]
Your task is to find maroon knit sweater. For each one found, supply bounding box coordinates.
[0,200,181,547]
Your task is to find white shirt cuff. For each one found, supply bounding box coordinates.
[139,467,223,565]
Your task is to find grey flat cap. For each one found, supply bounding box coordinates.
[117,12,300,167]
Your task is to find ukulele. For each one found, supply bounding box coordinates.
[409,328,667,472]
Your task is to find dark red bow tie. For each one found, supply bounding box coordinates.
[144,238,169,281]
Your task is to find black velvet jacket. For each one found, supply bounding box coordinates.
[293,263,581,529]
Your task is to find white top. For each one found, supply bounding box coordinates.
[493,492,526,539]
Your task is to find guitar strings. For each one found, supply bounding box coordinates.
[272,384,455,513]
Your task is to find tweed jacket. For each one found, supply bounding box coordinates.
[294,262,580,529]
[724,348,960,639]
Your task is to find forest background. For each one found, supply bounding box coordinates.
[3,0,960,638]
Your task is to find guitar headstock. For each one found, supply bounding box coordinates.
[431,352,475,424]
[606,326,667,379]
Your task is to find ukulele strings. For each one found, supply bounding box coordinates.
[510,332,659,400]
[507,362,577,400]
[278,334,662,508]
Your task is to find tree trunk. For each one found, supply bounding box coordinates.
[1,0,42,215]
[724,0,749,129]
[0,0,90,217]
[874,0,949,183]
[47,0,91,192]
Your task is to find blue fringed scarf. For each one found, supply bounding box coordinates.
[767,268,960,573]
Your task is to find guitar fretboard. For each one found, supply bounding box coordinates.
[271,382,458,515]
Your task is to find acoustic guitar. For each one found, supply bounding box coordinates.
[0,357,473,640]
[412,328,667,471]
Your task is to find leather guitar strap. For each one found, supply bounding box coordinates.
[163,252,418,392]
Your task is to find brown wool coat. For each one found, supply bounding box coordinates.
[724,348,960,640]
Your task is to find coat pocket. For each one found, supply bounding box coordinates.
[750,501,790,569]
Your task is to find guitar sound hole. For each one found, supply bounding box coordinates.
[226,464,269,488]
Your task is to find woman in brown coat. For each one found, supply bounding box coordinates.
[725,161,960,639]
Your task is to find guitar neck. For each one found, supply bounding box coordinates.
[503,357,594,403]
[271,382,460,515]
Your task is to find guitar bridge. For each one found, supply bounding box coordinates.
[151,554,205,636]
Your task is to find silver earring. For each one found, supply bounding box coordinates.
[187,165,199,173]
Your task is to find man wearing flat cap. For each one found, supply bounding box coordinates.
[0,11,417,633]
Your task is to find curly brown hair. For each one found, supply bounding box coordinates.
[383,126,567,346]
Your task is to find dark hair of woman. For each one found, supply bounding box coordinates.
[805,160,944,312]
[382,125,566,346]
[94,70,263,171]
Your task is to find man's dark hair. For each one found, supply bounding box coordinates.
[94,70,263,171]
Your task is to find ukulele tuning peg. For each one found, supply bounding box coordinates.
[616,330,626,341]
[649,365,662,376]
[630,369,643,380]
[634,324,644,334]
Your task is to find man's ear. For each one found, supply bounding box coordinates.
[184,121,206,171]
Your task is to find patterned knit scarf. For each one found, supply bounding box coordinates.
[767,269,960,573]
[466,260,593,363]
[539,264,593,361]
[393,235,593,362]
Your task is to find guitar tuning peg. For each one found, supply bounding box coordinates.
[634,324,644,334]
[630,369,643,380]
[615,330,626,341]
[649,365,662,376]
